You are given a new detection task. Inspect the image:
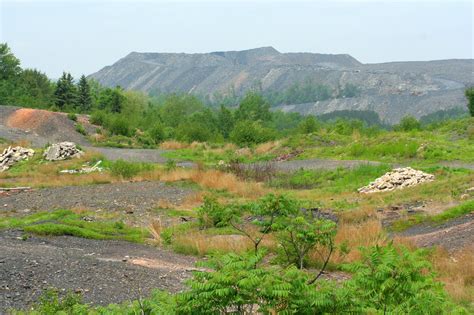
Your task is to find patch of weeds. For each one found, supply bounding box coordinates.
[0,210,147,242]
[67,112,77,121]
[75,123,87,135]
[391,200,474,231]
[107,159,154,179]
[270,164,391,192]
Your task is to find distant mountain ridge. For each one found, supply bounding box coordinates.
[89,47,473,124]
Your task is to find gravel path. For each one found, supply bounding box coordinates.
[88,147,169,163]
[0,229,197,313]
[0,181,192,214]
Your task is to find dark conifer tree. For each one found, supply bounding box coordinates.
[54,72,77,109]
[77,75,92,112]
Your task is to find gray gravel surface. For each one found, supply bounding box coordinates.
[270,159,382,172]
[0,229,197,313]
[0,181,192,214]
[88,147,169,163]
[398,213,474,251]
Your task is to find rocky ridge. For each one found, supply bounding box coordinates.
[89,47,473,124]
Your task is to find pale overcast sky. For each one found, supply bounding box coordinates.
[1,0,472,78]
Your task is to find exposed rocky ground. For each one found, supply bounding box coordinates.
[358,167,434,193]
[0,181,192,216]
[0,229,197,313]
[0,146,34,172]
[400,213,474,251]
[89,47,473,123]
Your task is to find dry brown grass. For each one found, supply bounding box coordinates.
[160,168,265,198]
[159,141,189,150]
[255,140,280,155]
[174,233,253,256]
[148,218,163,245]
[311,219,385,265]
[431,245,474,304]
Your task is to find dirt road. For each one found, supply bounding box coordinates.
[0,229,197,312]
[0,181,192,215]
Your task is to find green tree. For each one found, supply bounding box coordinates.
[13,69,54,108]
[276,215,336,272]
[465,87,474,117]
[235,92,272,122]
[217,105,235,138]
[394,115,421,132]
[160,94,204,128]
[77,75,92,112]
[54,72,77,109]
[110,87,124,113]
[0,43,21,80]
[299,116,320,134]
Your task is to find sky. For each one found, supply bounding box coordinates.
[1,0,472,78]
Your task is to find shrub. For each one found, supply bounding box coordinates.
[67,112,77,121]
[90,110,107,126]
[75,123,86,135]
[149,124,165,143]
[230,120,276,146]
[394,115,421,132]
[107,116,131,136]
[109,159,150,179]
[344,243,460,313]
[197,196,234,228]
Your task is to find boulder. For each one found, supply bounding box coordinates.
[43,142,83,161]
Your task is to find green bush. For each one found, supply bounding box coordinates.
[394,115,421,132]
[230,120,276,146]
[109,159,151,179]
[107,116,131,136]
[197,196,234,228]
[74,123,86,135]
[67,112,77,121]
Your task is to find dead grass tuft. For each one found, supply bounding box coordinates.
[255,140,280,155]
[431,245,474,303]
[159,141,189,150]
[173,233,253,256]
[160,168,265,198]
[148,219,163,245]
[317,219,385,265]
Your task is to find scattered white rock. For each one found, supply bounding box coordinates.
[0,146,35,172]
[59,160,103,174]
[358,167,434,194]
[43,142,83,161]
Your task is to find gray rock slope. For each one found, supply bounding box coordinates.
[89,47,473,124]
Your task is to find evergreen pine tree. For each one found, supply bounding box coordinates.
[54,72,77,109]
[77,75,92,112]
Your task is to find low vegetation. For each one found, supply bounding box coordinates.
[0,209,147,243]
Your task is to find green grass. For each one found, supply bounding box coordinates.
[391,200,474,231]
[0,210,148,242]
[269,164,392,192]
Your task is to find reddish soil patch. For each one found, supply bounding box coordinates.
[6,108,57,130]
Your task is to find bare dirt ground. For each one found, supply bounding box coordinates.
[399,213,474,251]
[0,181,192,216]
[0,229,197,313]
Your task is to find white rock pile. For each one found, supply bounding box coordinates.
[0,146,35,172]
[43,142,83,161]
[358,167,434,194]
